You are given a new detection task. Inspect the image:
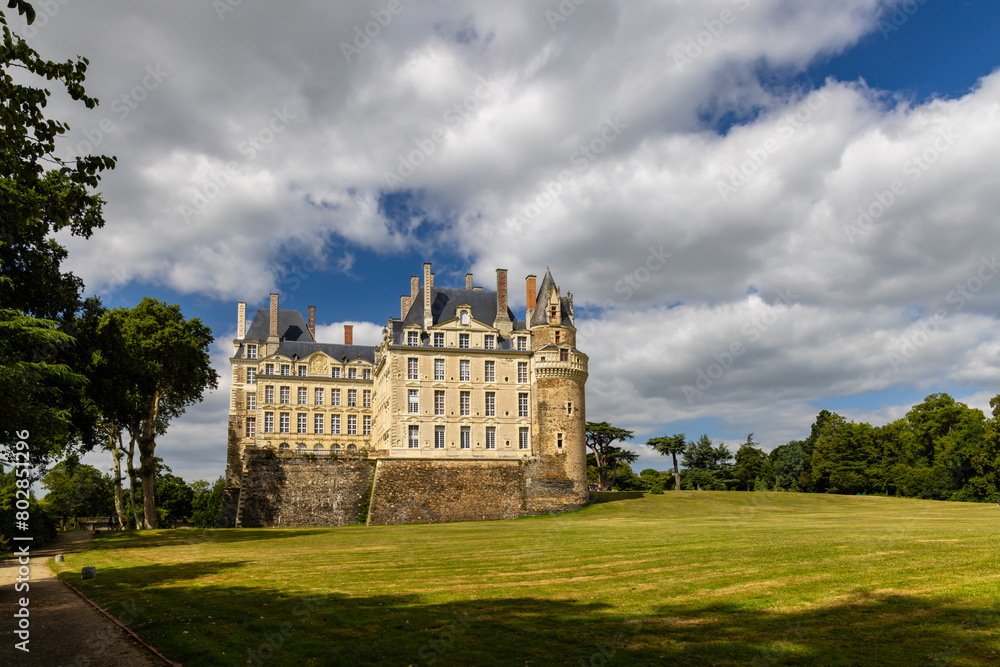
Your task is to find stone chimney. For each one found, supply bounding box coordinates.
[423,262,433,330]
[410,275,419,301]
[494,268,513,337]
[401,295,411,319]
[466,273,473,289]
[307,306,315,339]
[344,325,354,346]
[268,293,279,342]
[237,301,246,339]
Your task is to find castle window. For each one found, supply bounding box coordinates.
[555,332,561,344]
[247,368,257,384]
[551,306,557,320]
[314,388,324,406]
[484,335,495,350]
[314,444,324,451]
[264,412,274,433]
[347,415,357,435]
[281,364,290,376]
[348,389,357,407]
[279,442,289,451]
[557,433,563,449]
[264,386,274,404]
[331,414,341,435]
[519,427,529,450]
[246,417,256,438]
[485,427,496,450]
[434,390,445,416]
[331,367,341,379]
[434,426,445,449]
[517,337,526,351]
[298,365,307,376]
[485,392,495,417]
[280,387,290,404]
[518,393,529,417]
[314,414,324,434]
[347,444,357,452]
[560,349,569,362]
[348,368,357,379]
[246,344,257,359]
[517,362,528,384]
[363,368,371,380]
[408,425,419,448]
[407,357,419,380]
[265,363,274,375]
[407,331,419,346]
[484,360,495,383]
[567,401,573,415]
[330,388,340,406]
[459,359,470,382]
[433,333,444,347]
[297,443,307,452]
[460,427,470,449]
[460,311,469,325]
[333,443,341,454]
[363,415,371,436]
[459,333,469,349]
[247,394,256,411]
[279,412,290,434]
[297,413,307,434]
[297,387,307,404]
[363,390,371,408]
[408,389,419,414]
[460,391,470,416]
[434,358,445,381]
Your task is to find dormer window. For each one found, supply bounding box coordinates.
[407,331,419,346]
[246,344,258,359]
[484,335,495,350]
[280,364,290,376]
[460,311,470,325]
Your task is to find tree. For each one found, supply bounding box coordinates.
[647,433,686,491]
[0,1,116,467]
[190,477,226,528]
[681,434,736,489]
[585,422,636,491]
[155,473,194,527]
[40,457,113,523]
[734,433,771,491]
[103,299,218,528]
[770,440,810,490]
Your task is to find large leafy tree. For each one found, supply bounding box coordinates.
[733,434,772,491]
[100,299,218,528]
[0,0,116,466]
[40,457,113,522]
[681,434,735,489]
[585,422,636,491]
[647,433,686,491]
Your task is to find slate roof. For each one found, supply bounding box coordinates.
[403,286,519,329]
[243,308,314,342]
[530,269,574,328]
[276,341,376,365]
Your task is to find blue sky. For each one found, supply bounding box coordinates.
[15,0,1000,482]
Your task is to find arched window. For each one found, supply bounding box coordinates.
[296,443,306,452]
[347,444,357,452]
[278,443,289,451]
[313,444,324,451]
[460,311,469,325]
[333,444,341,454]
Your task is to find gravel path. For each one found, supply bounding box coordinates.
[1,531,163,666]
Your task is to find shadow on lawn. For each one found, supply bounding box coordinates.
[64,560,1000,667]
[90,528,332,550]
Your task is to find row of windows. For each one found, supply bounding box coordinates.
[245,362,371,383]
[254,387,371,408]
[404,331,529,351]
[276,443,358,453]
[407,425,530,450]
[408,390,529,417]
[248,413,372,436]
[408,359,529,384]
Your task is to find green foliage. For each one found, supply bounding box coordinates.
[646,433,686,491]
[40,457,114,520]
[649,485,664,494]
[190,477,226,528]
[734,433,773,490]
[0,465,57,556]
[585,421,636,491]
[155,473,194,527]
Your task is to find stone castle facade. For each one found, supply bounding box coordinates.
[223,263,589,526]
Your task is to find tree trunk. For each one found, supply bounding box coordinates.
[125,431,142,529]
[109,430,126,518]
[138,393,160,529]
[672,453,681,491]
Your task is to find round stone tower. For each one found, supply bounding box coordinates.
[525,270,589,513]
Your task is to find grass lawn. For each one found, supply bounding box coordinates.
[52,492,1000,666]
